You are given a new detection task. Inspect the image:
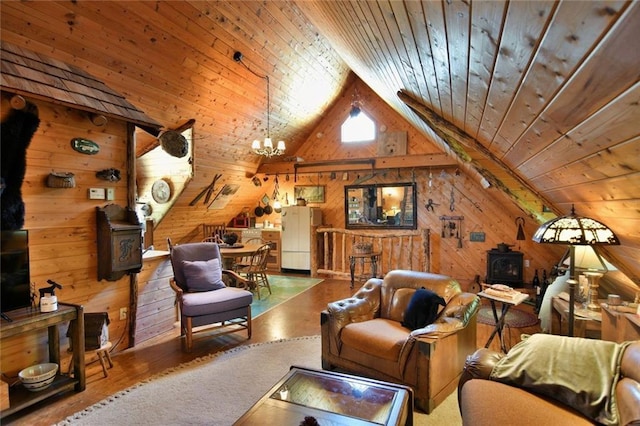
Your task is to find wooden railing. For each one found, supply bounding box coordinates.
[313,227,431,280]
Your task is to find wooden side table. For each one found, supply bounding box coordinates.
[551,296,601,338]
[478,290,529,353]
[0,303,85,418]
[349,252,381,289]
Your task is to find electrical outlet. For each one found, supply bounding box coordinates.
[120,307,127,320]
[525,259,530,268]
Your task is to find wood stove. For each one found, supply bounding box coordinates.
[486,248,524,287]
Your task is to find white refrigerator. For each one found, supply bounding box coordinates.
[280,206,322,271]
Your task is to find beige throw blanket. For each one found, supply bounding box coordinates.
[490,334,629,425]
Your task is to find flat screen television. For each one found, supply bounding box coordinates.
[1,229,32,313]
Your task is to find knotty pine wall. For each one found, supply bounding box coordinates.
[1,95,133,375]
[151,80,566,289]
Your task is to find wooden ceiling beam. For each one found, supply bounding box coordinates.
[398,89,557,221]
[256,153,457,175]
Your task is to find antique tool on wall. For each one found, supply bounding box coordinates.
[515,217,526,240]
[189,174,222,206]
[425,198,439,212]
[440,215,464,248]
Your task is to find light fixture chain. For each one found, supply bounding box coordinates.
[234,51,284,158]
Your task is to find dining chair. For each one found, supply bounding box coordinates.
[235,243,272,300]
[233,237,264,270]
[202,223,226,242]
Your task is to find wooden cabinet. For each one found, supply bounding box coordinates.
[0,303,85,418]
[601,305,640,342]
[261,230,281,271]
[96,204,143,281]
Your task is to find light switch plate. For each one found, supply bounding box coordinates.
[106,188,115,201]
[89,188,105,200]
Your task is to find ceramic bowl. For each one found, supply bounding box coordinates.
[18,363,58,392]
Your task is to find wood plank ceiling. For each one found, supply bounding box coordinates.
[1,1,638,282]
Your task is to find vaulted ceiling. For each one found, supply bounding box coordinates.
[1,1,638,282]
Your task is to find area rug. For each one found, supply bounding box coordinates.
[477,306,539,328]
[252,275,323,318]
[57,336,461,426]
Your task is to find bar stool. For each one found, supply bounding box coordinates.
[68,341,113,378]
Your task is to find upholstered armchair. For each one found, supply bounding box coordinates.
[458,335,640,425]
[169,241,253,351]
[321,270,480,413]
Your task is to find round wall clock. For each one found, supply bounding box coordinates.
[151,179,171,204]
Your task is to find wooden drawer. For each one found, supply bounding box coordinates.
[262,230,280,241]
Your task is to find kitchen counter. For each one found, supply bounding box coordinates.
[227,226,281,232]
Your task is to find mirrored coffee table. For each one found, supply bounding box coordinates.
[234,366,413,425]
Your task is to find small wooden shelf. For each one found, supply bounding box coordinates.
[3,375,77,418]
[0,303,85,419]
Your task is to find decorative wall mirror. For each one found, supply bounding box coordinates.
[345,182,417,229]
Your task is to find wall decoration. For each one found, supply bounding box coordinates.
[159,130,188,158]
[470,232,486,242]
[377,131,407,156]
[208,183,240,210]
[1,102,40,231]
[151,179,172,204]
[440,215,464,248]
[96,168,121,182]
[46,172,76,188]
[70,137,100,155]
[294,185,325,203]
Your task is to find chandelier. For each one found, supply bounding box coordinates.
[233,51,285,158]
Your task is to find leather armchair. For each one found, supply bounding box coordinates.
[458,336,640,425]
[321,270,480,413]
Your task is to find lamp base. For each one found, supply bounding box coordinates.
[585,272,603,312]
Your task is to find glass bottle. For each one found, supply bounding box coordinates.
[532,269,540,289]
[533,269,541,313]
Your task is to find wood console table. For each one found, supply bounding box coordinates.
[0,303,85,418]
[601,305,640,342]
[551,296,601,338]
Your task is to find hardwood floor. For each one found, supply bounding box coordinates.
[3,278,540,425]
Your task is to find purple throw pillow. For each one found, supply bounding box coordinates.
[182,258,226,292]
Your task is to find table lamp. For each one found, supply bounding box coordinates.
[532,205,619,336]
[560,245,610,306]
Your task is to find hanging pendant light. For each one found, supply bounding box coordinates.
[234,51,285,158]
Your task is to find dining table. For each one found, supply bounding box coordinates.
[217,242,263,270]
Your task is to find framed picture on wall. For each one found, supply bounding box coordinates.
[294,185,325,203]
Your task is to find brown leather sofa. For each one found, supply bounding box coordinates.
[321,270,480,413]
[458,335,640,425]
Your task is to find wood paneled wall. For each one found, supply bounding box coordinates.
[1,95,132,375]
[0,79,566,376]
[152,80,566,288]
